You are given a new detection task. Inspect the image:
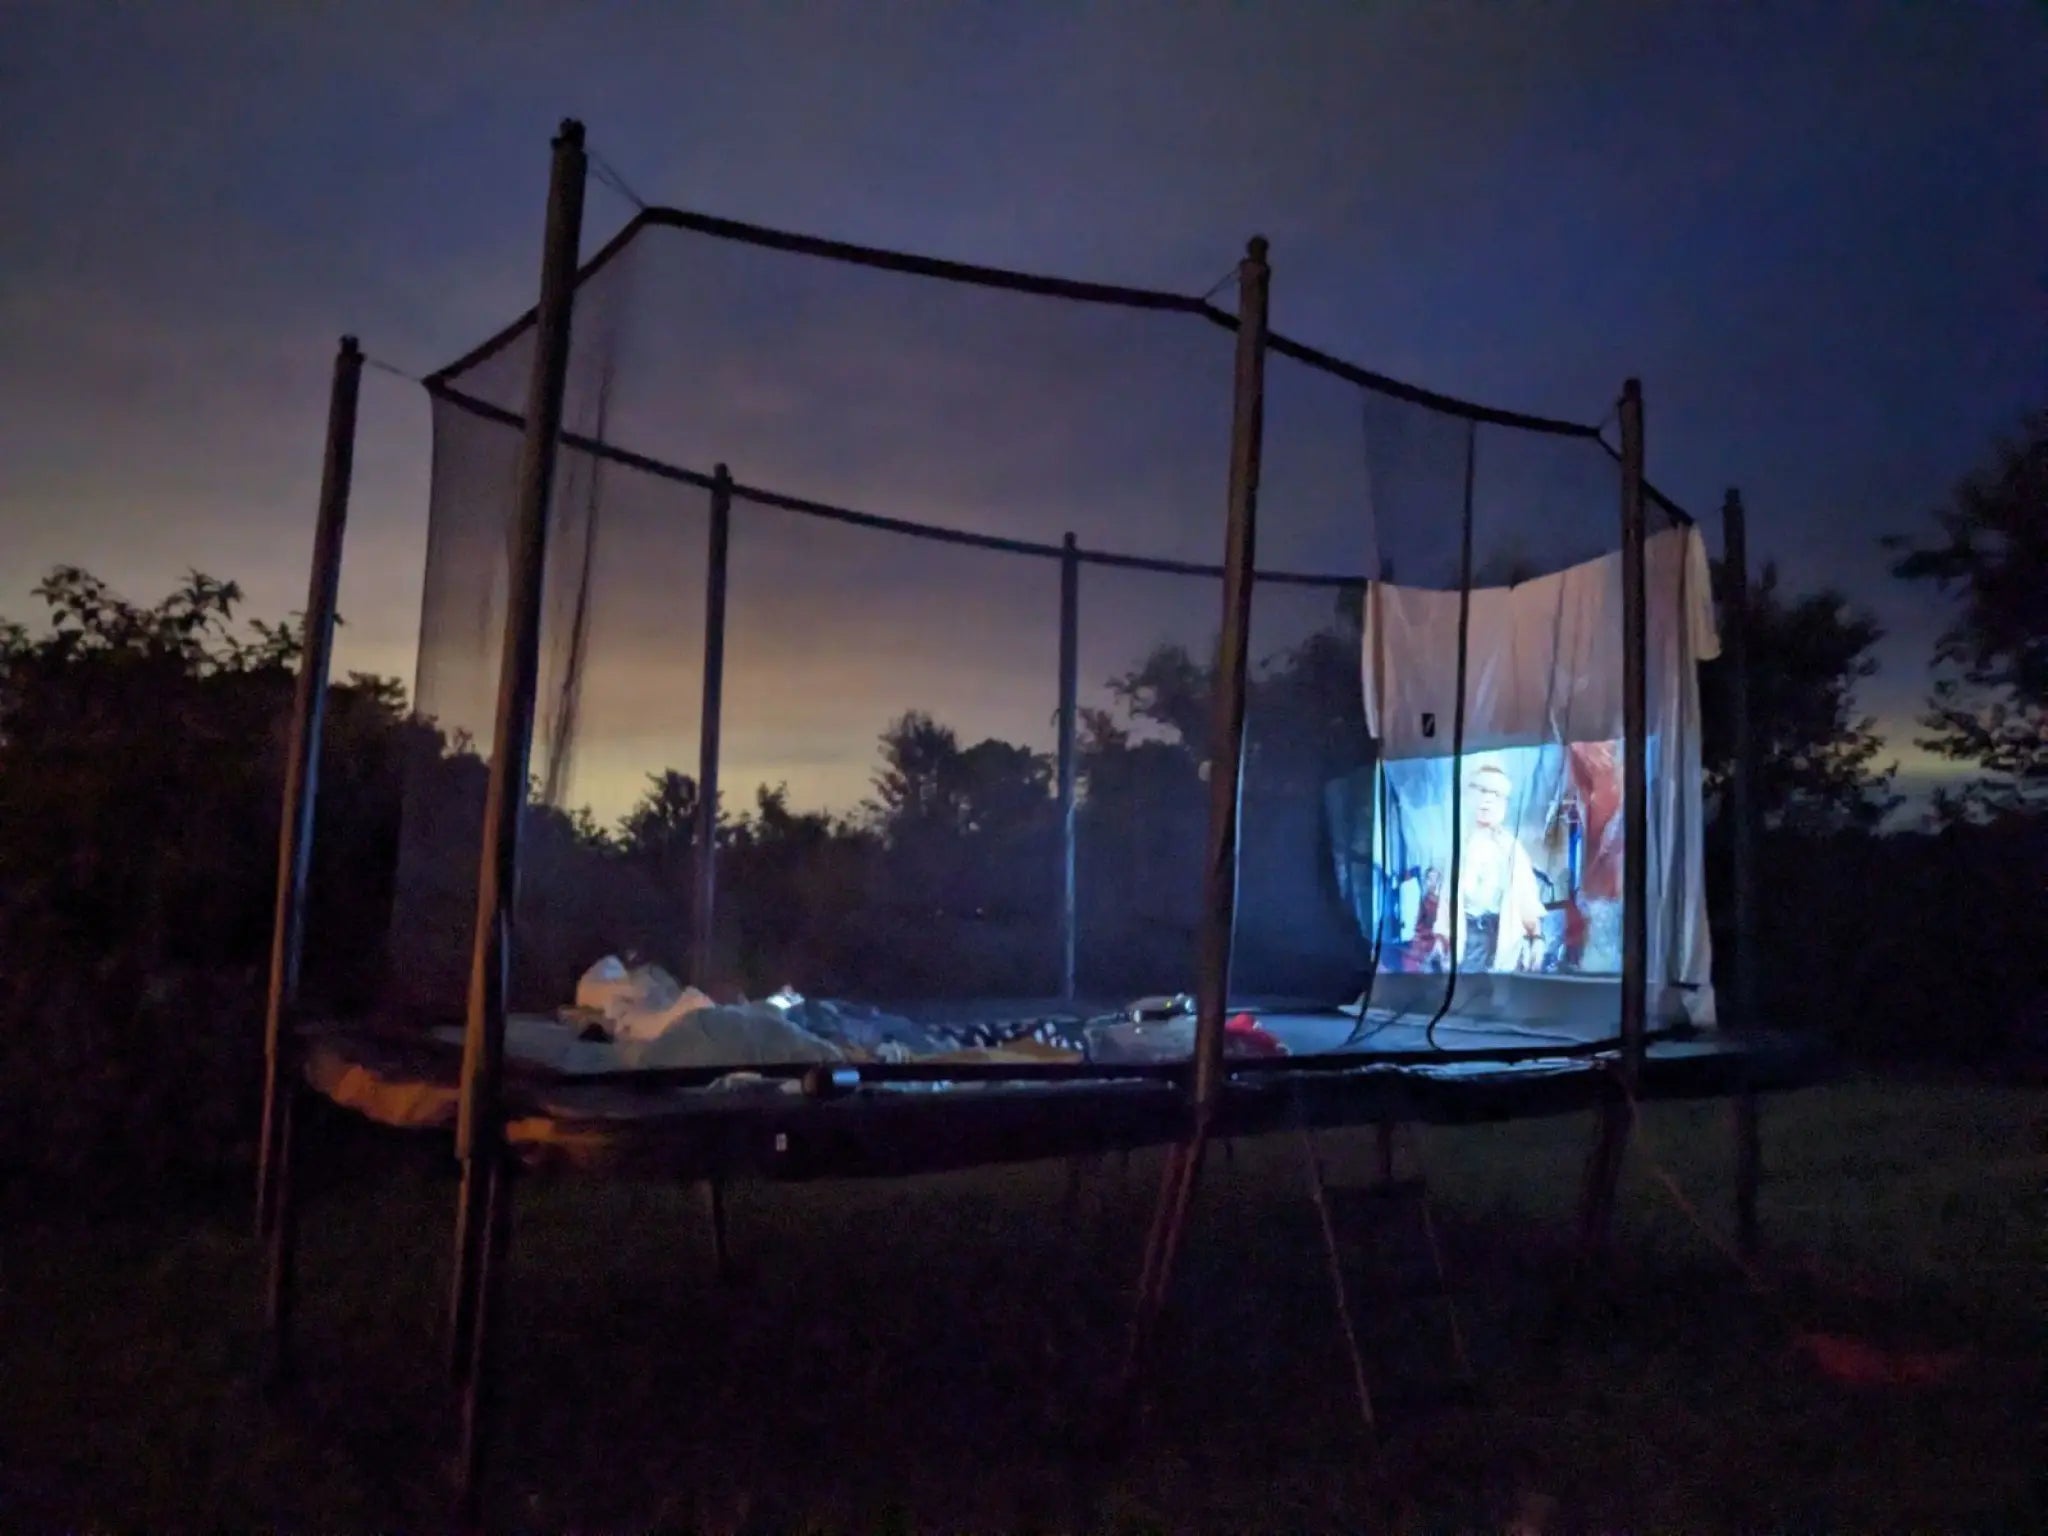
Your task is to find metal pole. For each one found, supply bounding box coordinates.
[257,334,362,1238]
[1190,236,1270,1115]
[1722,488,1757,1032]
[1578,376,1649,1275]
[260,1076,303,1393]
[456,1145,515,1531]
[1619,377,1648,1090]
[1120,238,1271,1404]
[449,118,587,1389]
[1734,1078,1762,1259]
[692,464,732,985]
[1723,487,1762,1256]
[701,1176,730,1281]
[1057,532,1080,1001]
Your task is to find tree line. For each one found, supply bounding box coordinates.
[0,411,2038,1190]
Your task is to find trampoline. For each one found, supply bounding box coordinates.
[298,1011,1822,1183]
[251,121,1823,1522]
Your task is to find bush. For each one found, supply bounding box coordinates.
[0,569,408,1195]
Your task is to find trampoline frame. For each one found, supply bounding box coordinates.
[251,119,1787,1525]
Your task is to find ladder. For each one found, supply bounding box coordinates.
[1299,1117,1477,1439]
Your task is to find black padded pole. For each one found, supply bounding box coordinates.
[257,334,361,1240]
[450,119,588,1392]
[692,464,732,985]
[1190,236,1271,1115]
[1057,531,1080,1001]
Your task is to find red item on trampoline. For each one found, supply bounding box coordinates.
[1225,1012,1287,1057]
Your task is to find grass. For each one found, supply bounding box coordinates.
[2,1076,2040,1532]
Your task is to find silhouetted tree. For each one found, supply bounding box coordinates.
[1701,561,1899,833]
[1106,646,1211,751]
[738,781,844,850]
[1078,592,1373,995]
[1887,408,2047,818]
[950,739,1054,835]
[617,769,699,887]
[868,711,963,828]
[1100,589,1368,790]
[719,783,877,993]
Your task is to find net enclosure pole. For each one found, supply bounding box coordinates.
[449,119,587,1402]
[1192,236,1271,1114]
[1056,531,1080,1001]
[1619,376,1649,1090]
[1723,486,1763,1256]
[1722,488,1758,1032]
[257,333,361,1241]
[1122,236,1270,1406]
[1577,374,1649,1271]
[692,463,732,986]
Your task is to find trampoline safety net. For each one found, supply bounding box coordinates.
[385,208,1718,1045]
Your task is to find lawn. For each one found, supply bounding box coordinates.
[2,1077,2039,1532]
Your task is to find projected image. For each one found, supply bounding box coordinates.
[1375,742,1628,976]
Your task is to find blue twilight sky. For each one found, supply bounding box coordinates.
[1,1,2041,814]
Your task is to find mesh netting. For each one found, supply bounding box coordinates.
[388,207,1717,1044]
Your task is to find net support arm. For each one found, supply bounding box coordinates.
[692,464,732,985]
[1191,237,1271,1114]
[256,333,361,1239]
[1057,531,1080,1001]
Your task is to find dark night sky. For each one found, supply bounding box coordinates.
[3,2,2041,812]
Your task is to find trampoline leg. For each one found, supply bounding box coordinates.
[448,1150,489,1385]
[262,1081,304,1394]
[256,1061,285,1239]
[701,1177,729,1281]
[1299,1122,1376,1442]
[1575,1092,1630,1273]
[1058,1155,1086,1232]
[1734,1089,1760,1261]
[456,1147,515,1533]
[1121,1132,1206,1403]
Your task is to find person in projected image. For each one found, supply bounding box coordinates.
[1453,762,1547,972]
[1403,864,1450,972]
